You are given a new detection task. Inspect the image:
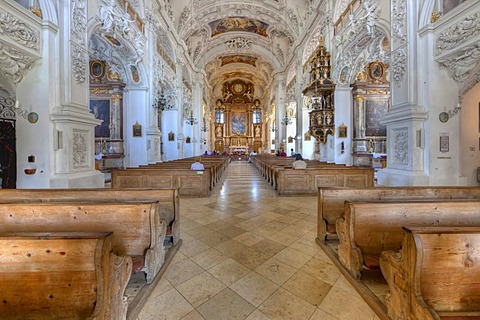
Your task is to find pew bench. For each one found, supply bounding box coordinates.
[380,226,480,320]
[0,201,166,284]
[0,232,131,320]
[318,186,480,243]
[112,168,212,197]
[276,167,374,195]
[0,188,180,245]
[336,199,480,279]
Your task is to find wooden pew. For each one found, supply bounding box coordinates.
[0,202,165,284]
[0,232,131,320]
[336,199,480,279]
[276,167,374,195]
[0,188,180,245]
[112,168,212,197]
[317,186,480,243]
[380,226,480,320]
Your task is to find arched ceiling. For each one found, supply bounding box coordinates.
[165,0,313,106]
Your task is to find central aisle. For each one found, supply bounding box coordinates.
[137,162,378,320]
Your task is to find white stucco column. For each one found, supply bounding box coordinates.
[123,87,148,167]
[377,0,429,185]
[48,0,103,188]
[275,76,286,150]
[334,86,353,165]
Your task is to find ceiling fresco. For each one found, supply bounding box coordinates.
[208,17,269,38]
[220,55,257,67]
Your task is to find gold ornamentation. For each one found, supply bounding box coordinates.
[356,71,367,81]
[110,93,122,102]
[90,88,110,94]
[30,6,42,18]
[431,11,442,23]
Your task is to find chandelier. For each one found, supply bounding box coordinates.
[201,117,208,132]
[281,110,292,125]
[271,121,277,132]
[185,112,198,126]
[152,91,167,111]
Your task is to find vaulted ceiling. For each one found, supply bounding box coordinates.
[167,0,314,104]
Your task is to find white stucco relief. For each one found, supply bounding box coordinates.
[436,11,480,55]
[0,11,40,52]
[392,128,408,166]
[392,0,406,42]
[392,49,407,87]
[73,130,88,167]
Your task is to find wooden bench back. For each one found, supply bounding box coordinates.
[0,188,178,229]
[0,202,158,256]
[381,226,480,319]
[111,168,211,196]
[277,167,374,195]
[318,186,480,241]
[409,226,480,313]
[0,232,131,320]
[348,200,480,256]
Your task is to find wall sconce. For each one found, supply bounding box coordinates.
[341,141,345,154]
[271,121,277,132]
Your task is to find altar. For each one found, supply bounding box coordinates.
[229,146,249,154]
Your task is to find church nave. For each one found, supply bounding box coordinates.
[137,162,378,320]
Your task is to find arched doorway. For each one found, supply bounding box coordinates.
[0,97,16,189]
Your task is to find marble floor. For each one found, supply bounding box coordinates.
[137,162,379,320]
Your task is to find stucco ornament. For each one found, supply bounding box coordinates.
[73,130,88,167]
[72,45,87,84]
[436,12,480,55]
[393,128,408,165]
[0,12,40,52]
[71,0,87,46]
[392,0,407,42]
[0,42,37,86]
[392,49,407,87]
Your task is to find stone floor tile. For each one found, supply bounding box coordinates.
[176,271,226,307]
[208,258,251,286]
[258,288,316,320]
[137,288,193,320]
[191,248,229,270]
[282,271,332,307]
[196,288,255,320]
[254,257,297,286]
[164,258,204,286]
[230,271,279,307]
[273,247,311,269]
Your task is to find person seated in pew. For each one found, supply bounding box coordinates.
[279,149,287,157]
[292,153,307,169]
[191,157,205,170]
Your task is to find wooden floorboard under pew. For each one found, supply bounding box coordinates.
[0,201,166,284]
[335,199,480,279]
[317,186,480,243]
[380,226,480,320]
[0,232,131,320]
[0,188,180,245]
[275,167,374,195]
[111,167,213,197]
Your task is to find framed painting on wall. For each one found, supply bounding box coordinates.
[365,98,388,137]
[90,99,110,138]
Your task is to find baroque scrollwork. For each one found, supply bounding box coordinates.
[225,37,252,52]
[437,44,480,96]
[436,12,480,55]
[72,130,88,167]
[393,128,408,165]
[72,45,87,84]
[392,49,407,87]
[71,0,87,46]
[392,0,407,42]
[0,43,37,86]
[0,12,40,52]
